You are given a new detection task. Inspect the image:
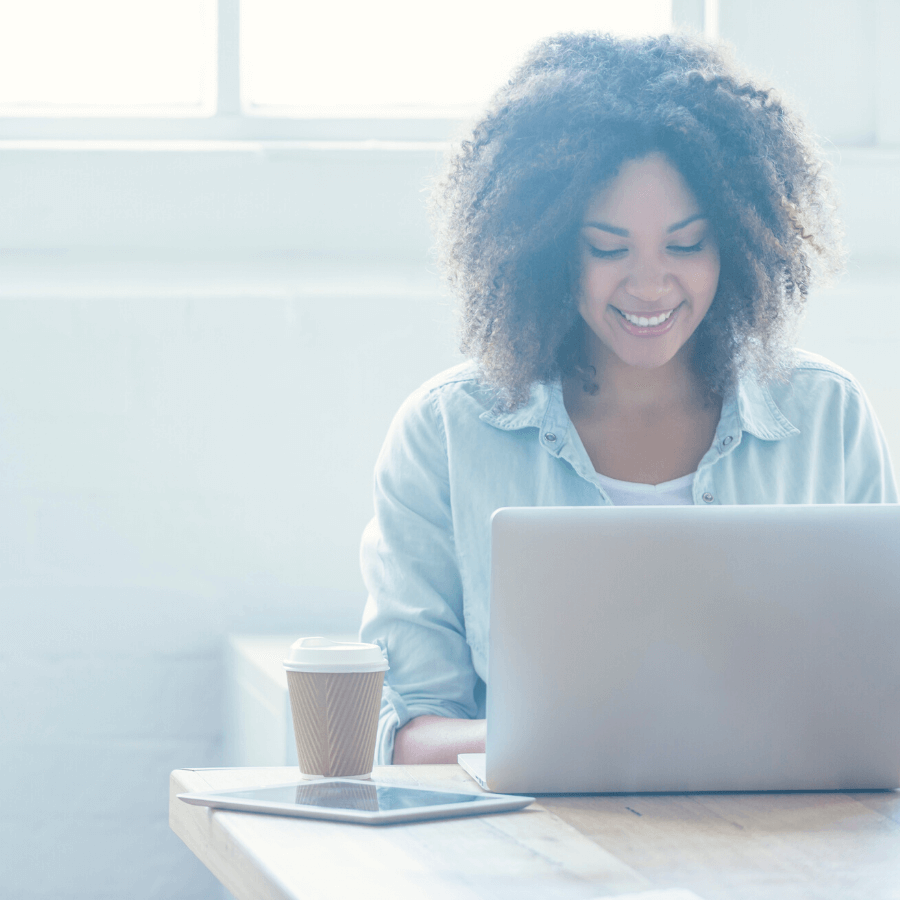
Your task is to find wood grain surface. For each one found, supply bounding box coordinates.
[170,765,900,900]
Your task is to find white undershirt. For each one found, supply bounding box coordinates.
[595,470,695,506]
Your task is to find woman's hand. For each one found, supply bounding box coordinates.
[392,716,486,764]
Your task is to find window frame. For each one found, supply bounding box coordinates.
[0,0,691,143]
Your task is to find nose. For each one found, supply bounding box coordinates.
[624,258,673,303]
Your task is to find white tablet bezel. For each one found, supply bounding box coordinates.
[178,778,535,825]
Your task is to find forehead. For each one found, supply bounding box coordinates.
[583,153,702,224]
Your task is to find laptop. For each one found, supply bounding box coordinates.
[460,504,900,794]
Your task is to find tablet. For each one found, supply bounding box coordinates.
[178,779,534,825]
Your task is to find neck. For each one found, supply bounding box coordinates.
[572,331,714,418]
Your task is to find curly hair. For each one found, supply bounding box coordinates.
[430,31,844,408]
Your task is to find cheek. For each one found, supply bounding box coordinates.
[579,261,617,304]
[686,256,720,301]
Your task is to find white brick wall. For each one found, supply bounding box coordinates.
[0,269,460,899]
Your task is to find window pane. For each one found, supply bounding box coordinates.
[0,0,216,114]
[242,0,672,116]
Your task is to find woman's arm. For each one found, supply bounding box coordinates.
[841,377,899,503]
[360,382,484,765]
[392,716,486,764]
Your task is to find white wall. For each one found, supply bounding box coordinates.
[2,4,899,898]
[0,256,461,900]
[718,0,900,145]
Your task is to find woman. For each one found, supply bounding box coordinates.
[359,32,898,765]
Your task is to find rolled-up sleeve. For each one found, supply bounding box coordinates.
[359,386,480,764]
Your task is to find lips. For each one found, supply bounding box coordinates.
[617,307,676,327]
[612,303,682,336]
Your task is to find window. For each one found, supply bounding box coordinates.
[0,0,692,262]
[241,0,672,117]
[0,0,673,138]
[0,0,216,116]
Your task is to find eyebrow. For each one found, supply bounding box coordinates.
[583,213,706,237]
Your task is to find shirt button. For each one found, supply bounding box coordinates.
[702,492,714,503]
[722,435,733,446]
[544,432,557,443]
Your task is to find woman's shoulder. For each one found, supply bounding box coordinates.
[416,359,484,392]
[786,348,859,386]
[771,351,897,503]
[762,348,875,423]
[378,361,501,454]
[399,361,502,419]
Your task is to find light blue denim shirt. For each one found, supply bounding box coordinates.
[359,350,897,764]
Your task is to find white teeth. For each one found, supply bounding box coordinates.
[621,308,674,327]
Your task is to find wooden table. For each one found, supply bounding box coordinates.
[170,765,900,900]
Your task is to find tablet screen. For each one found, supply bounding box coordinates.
[220,782,486,812]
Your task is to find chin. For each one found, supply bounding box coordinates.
[624,358,677,371]
[612,347,680,370]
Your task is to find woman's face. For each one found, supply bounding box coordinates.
[576,152,720,373]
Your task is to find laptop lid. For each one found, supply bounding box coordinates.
[486,504,900,794]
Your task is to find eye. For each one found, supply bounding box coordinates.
[587,246,627,259]
[669,241,705,254]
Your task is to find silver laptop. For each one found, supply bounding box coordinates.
[463,504,900,794]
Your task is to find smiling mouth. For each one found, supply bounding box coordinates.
[613,306,678,327]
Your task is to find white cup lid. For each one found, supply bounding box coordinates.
[283,636,389,673]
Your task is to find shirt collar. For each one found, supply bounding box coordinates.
[730,371,800,441]
[480,370,800,443]
[479,380,570,453]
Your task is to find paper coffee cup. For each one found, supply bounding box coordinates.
[283,637,388,779]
